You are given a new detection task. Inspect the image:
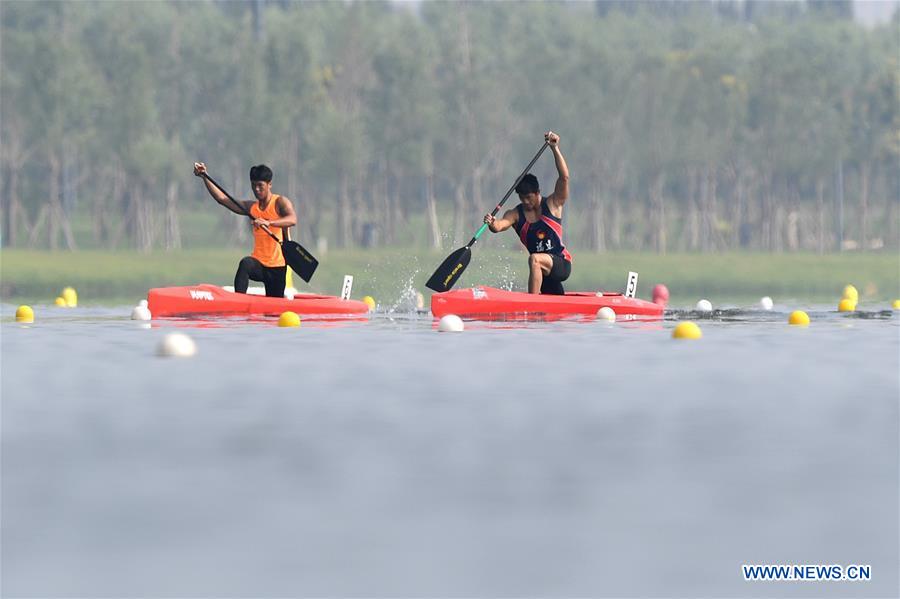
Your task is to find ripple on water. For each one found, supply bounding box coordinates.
[1,302,897,596]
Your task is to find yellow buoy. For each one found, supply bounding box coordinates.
[362,296,376,312]
[672,321,702,339]
[54,297,66,307]
[61,286,77,307]
[15,305,34,323]
[841,284,858,303]
[892,299,900,310]
[838,298,856,312]
[788,310,810,326]
[278,311,301,328]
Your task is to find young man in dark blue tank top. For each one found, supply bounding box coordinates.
[484,131,572,294]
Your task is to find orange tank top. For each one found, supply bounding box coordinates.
[250,194,285,267]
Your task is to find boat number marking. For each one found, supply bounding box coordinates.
[341,275,354,301]
[625,271,638,298]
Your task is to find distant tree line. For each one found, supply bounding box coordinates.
[1,0,896,253]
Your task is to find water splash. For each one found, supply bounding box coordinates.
[384,272,426,315]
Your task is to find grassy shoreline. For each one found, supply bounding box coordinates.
[2,248,898,306]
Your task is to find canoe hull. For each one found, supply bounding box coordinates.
[430,286,664,321]
[147,284,370,318]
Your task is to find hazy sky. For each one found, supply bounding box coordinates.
[854,0,899,26]
[392,0,899,27]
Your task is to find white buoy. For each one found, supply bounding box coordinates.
[131,305,152,321]
[438,314,464,332]
[760,296,774,311]
[139,299,148,308]
[696,299,713,312]
[157,333,197,357]
[597,307,616,322]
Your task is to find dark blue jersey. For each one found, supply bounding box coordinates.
[512,197,572,262]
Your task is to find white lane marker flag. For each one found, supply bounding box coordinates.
[625,271,638,298]
[341,275,354,300]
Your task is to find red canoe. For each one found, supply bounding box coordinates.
[430,286,664,321]
[147,284,370,318]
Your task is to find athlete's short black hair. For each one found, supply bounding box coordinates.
[515,173,540,195]
[249,164,273,183]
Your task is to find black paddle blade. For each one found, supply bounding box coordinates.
[282,240,318,283]
[425,247,471,292]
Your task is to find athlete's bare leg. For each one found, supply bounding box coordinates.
[528,253,554,294]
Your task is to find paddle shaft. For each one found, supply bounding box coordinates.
[465,141,550,248]
[424,140,554,292]
[201,172,283,244]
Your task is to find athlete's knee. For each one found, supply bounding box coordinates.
[530,253,552,274]
[238,256,256,272]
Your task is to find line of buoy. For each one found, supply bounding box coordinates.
[438,314,464,332]
[839,284,857,312]
[52,286,78,307]
[695,299,713,312]
[157,333,197,357]
[597,306,616,322]
[131,299,151,321]
[673,321,702,339]
[16,305,34,323]
[652,284,669,306]
[61,287,77,307]
[789,310,810,326]
[16,281,897,353]
[278,311,301,327]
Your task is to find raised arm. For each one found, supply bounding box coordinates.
[193,162,254,215]
[484,207,519,233]
[544,131,569,207]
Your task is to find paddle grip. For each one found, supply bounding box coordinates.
[493,141,549,213]
[466,141,550,249]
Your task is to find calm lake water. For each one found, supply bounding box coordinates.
[2,301,898,597]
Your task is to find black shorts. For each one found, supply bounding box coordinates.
[540,254,571,295]
[235,256,287,297]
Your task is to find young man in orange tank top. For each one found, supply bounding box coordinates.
[193,163,297,297]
